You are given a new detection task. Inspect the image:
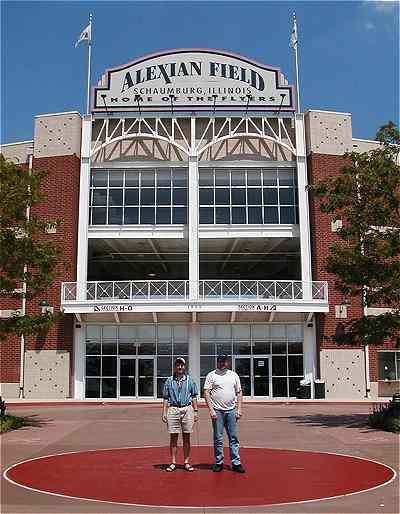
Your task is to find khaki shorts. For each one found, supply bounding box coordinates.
[167,405,194,434]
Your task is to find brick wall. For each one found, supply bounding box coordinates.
[308,152,398,383]
[0,155,80,387]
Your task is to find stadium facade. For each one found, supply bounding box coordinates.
[1,49,398,401]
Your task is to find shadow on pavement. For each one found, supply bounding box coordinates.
[276,413,375,430]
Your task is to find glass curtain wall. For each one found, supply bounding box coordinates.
[89,168,188,225]
[200,324,303,398]
[85,325,189,398]
[199,168,298,224]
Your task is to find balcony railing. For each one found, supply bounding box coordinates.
[61,280,328,303]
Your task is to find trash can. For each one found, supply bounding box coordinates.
[314,380,325,399]
[296,383,311,399]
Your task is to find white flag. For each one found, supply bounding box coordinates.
[290,14,298,49]
[75,23,91,47]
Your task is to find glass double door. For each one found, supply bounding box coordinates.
[234,355,271,397]
[118,357,155,398]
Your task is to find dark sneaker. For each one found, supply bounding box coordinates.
[212,463,223,472]
[232,463,246,473]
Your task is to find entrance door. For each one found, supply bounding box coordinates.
[119,357,155,398]
[253,356,271,397]
[234,357,252,396]
[138,357,155,397]
[234,355,271,397]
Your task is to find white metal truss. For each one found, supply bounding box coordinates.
[90,116,296,158]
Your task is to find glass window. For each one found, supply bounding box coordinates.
[287,325,302,341]
[92,170,108,187]
[289,377,302,397]
[86,378,100,398]
[200,188,214,205]
[125,189,139,205]
[102,343,117,355]
[231,188,246,205]
[124,207,138,224]
[200,342,215,354]
[92,189,107,206]
[199,170,214,186]
[102,378,117,398]
[215,170,230,186]
[273,377,288,397]
[200,207,214,224]
[232,325,250,340]
[157,188,171,205]
[252,325,269,340]
[231,170,245,185]
[288,355,303,376]
[272,341,287,354]
[173,342,188,355]
[264,206,279,224]
[108,208,123,225]
[279,188,294,205]
[216,207,230,224]
[91,207,107,225]
[138,343,156,355]
[173,325,188,340]
[234,342,251,355]
[157,169,171,187]
[271,325,286,340]
[247,188,262,204]
[141,172,155,187]
[378,352,397,380]
[109,171,124,187]
[248,207,262,224]
[103,326,118,339]
[272,356,287,376]
[138,325,155,340]
[280,207,296,224]
[118,343,136,355]
[158,356,172,376]
[173,188,187,205]
[86,342,101,355]
[86,356,101,376]
[125,170,139,187]
[157,325,172,340]
[215,325,231,340]
[140,207,155,224]
[109,189,123,206]
[172,169,187,187]
[156,207,171,224]
[278,170,294,186]
[263,188,278,205]
[102,356,117,376]
[158,341,173,355]
[247,170,261,186]
[263,169,277,186]
[253,341,270,354]
[232,207,246,224]
[141,189,155,205]
[86,325,101,340]
[288,341,303,354]
[172,207,187,224]
[201,356,215,375]
[215,189,230,205]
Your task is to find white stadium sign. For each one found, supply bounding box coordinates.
[93,49,295,112]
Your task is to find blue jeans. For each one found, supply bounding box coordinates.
[212,408,241,466]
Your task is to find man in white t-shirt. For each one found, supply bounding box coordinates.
[203,355,245,473]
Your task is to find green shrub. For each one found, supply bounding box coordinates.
[0,415,27,433]
[368,402,400,433]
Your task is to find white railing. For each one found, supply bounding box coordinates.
[61,280,328,302]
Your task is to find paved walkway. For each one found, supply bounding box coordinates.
[1,403,399,514]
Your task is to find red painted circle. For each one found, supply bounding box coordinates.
[5,446,395,507]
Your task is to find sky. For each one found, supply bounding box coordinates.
[1,0,399,144]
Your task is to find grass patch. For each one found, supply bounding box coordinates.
[368,402,400,433]
[0,415,28,433]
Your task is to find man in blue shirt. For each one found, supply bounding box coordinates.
[162,357,198,472]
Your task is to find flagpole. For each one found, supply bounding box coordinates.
[292,12,301,113]
[86,13,93,115]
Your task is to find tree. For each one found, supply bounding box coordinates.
[312,122,400,346]
[0,155,64,340]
